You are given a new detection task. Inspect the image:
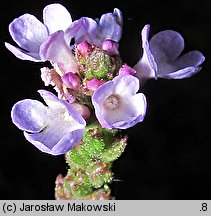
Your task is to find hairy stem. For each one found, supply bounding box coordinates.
[55,122,127,200]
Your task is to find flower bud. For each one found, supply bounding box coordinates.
[76,41,92,56]
[118,64,136,75]
[86,78,104,91]
[71,103,91,119]
[61,72,81,90]
[101,39,119,55]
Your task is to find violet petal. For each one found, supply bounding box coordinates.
[158,50,205,79]
[11,99,48,133]
[4,42,42,61]
[70,8,123,47]
[11,90,86,155]
[134,24,157,82]
[98,8,123,43]
[92,75,147,129]
[92,81,113,129]
[40,31,78,73]
[150,30,184,63]
[70,17,98,45]
[134,25,205,81]
[8,14,48,53]
[43,3,72,34]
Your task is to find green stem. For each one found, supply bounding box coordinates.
[55,122,127,200]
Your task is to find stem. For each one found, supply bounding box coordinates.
[55,122,127,200]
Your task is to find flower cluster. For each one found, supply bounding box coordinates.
[6,3,205,200]
[6,3,205,157]
[5,4,204,155]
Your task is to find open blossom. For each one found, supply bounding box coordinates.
[11,90,86,155]
[92,74,147,129]
[134,24,205,82]
[5,2,123,74]
[69,8,123,48]
[5,4,72,62]
[39,30,78,73]
[39,7,123,72]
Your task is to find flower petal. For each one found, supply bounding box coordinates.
[5,42,42,61]
[103,93,146,129]
[69,17,98,45]
[159,66,201,79]
[40,31,78,73]
[11,99,48,133]
[11,90,86,155]
[150,30,184,63]
[92,75,146,129]
[24,121,85,155]
[9,14,48,53]
[98,8,123,43]
[43,3,72,34]
[37,90,86,127]
[92,81,113,128]
[64,18,96,45]
[134,24,157,82]
[69,8,123,46]
[157,50,205,78]
[113,74,140,97]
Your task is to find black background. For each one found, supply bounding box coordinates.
[0,0,211,199]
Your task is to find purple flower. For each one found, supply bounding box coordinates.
[134,24,205,82]
[66,8,123,47]
[39,30,78,73]
[11,90,86,155]
[5,4,72,62]
[92,75,147,129]
[39,8,123,72]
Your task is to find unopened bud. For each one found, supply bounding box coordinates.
[118,64,136,75]
[101,40,119,55]
[61,72,81,90]
[86,78,104,91]
[71,103,91,119]
[76,41,92,56]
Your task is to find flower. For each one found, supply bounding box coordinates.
[92,74,147,129]
[39,8,123,73]
[11,90,86,155]
[134,24,205,83]
[67,8,123,47]
[39,30,78,73]
[5,3,72,62]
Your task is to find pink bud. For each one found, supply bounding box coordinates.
[76,41,92,56]
[71,103,91,119]
[118,64,136,75]
[61,72,81,90]
[101,39,119,55]
[86,78,104,91]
